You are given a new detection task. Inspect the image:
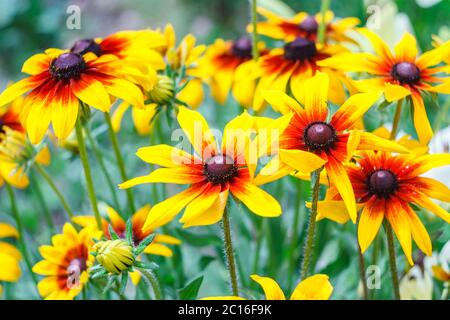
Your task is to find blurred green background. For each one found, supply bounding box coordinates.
[0,0,449,300]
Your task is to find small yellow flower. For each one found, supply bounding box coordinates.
[94,239,135,275]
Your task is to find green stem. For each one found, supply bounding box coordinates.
[250,0,259,60]
[288,179,303,290]
[75,118,102,230]
[5,184,39,289]
[300,168,322,280]
[29,170,55,234]
[84,125,121,211]
[385,222,401,300]
[390,99,403,140]
[139,268,162,300]
[317,0,330,45]
[104,112,136,215]
[221,206,239,296]
[34,163,74,220]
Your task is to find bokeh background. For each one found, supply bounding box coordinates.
[0,0,449,300]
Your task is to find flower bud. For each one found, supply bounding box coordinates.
[93,239,134,274]
[146,75,174,105]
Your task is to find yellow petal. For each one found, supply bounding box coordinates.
[180,184,221,227]
[143,243,173,257]
[394,32,418,62]
[279,149,326,174]
[386,198,413,265]
[253,157,293,186]
[290,274,333,300]
[71,76,111,112]
[312,200,351,224]
[230,181,281,217]
[358,200,385,253]
[136,144,194,167]
[250,275,286,300]
[111,101,131,133]
[413,192,450,224]
[294,71,329,122]
[357,131,409,153]
[384,83,411,102]
[262,90,301,115]
[0,223,19,238]
[411,94,432,145]
[132,104,158,135]
[416,177,450,202]
[404,205,432,256]
[0,252,21,282]
[105,78,144,109]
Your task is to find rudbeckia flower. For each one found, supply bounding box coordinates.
[0,48,146,143]
[319,29,450,144]
[205,274,333,300]
[0,223,22,296]
[73,204,181,257]
[248,37,354,111]
[315,151,450,265]
[249,7,360,44]
[162,24,206,109]
[119,107,282,230]
[32,223,101,300]
[200,37,266,107]
[257,72,408,222]
[0,127,50,189]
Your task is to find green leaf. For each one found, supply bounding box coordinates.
[134,260,159,270]
[134,234,156,256]
[178,275,204,300]
[199,256,216,270]
[120,271,128,295]
[175,229,222,247]
[126,219,133,245]
[108,224,120,240]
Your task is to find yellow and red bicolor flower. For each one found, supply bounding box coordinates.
[256,72,408,223]
[315,151,450,265]
[200,37,267,107]
[162,24,206,109]
[204,274,333,300]
[246,36,354,111]
[0,223,22,296]
[119,106,282,230]
[73,204,181,258]
[319,29,450,144]
[32,223,101,300]
[70,30,166,73]
[0,128,50,189]
[249,7,360,44]
[0,48,146,143]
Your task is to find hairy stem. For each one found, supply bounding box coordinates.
[221,206,239,296]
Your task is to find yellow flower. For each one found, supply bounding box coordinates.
[0,127,50,189]
[0,223,22,296]
[93,239,135,275]
[249,7,360,45]
[32,223,101,300]
[199,38,266,107]
[256,72,408,223]
[0,47,148,143]
[205,274,333,300]
[120,107,282,230]
[73,204,181,257]
[315,151,450,265]
[319,29,450,144]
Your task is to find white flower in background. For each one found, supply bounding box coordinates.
[423,126,450,189]
[416,0,443,8]
[400,261,433,300]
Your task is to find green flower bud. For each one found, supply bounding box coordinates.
[93,239,135,274]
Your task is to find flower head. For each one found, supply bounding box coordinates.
[316,151,450,265]
[319,29,450,144]
[257,72,408,222]
[0,48,147,143]
[93,239,135,275]
[32,223,101,300]
[249,7,360,44]
[120,107,282,229]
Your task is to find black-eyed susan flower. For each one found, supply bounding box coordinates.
[205,274,333,300]
[249,7,360,44]
[0,127,50,189]
[119,107,282,230]
[316,151,450,265]
[0,223,22,295]
[247,37,354,111]
[256,72,408,222]
[73,204,181,257]
[0,48,146,143]
[319,29,450,144]
[32,223,101,300]
[200,37,266,107]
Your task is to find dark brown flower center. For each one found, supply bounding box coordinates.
[0,119,4,135]
[391,62,420,84]
[368,169,398,198]
[232,37,253,58]
[50,53,86,81]
[71,38,102,56]
[299,16,319,34]
[284,37,317,61]
[204,154,237,184]
[304,122,336,151]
